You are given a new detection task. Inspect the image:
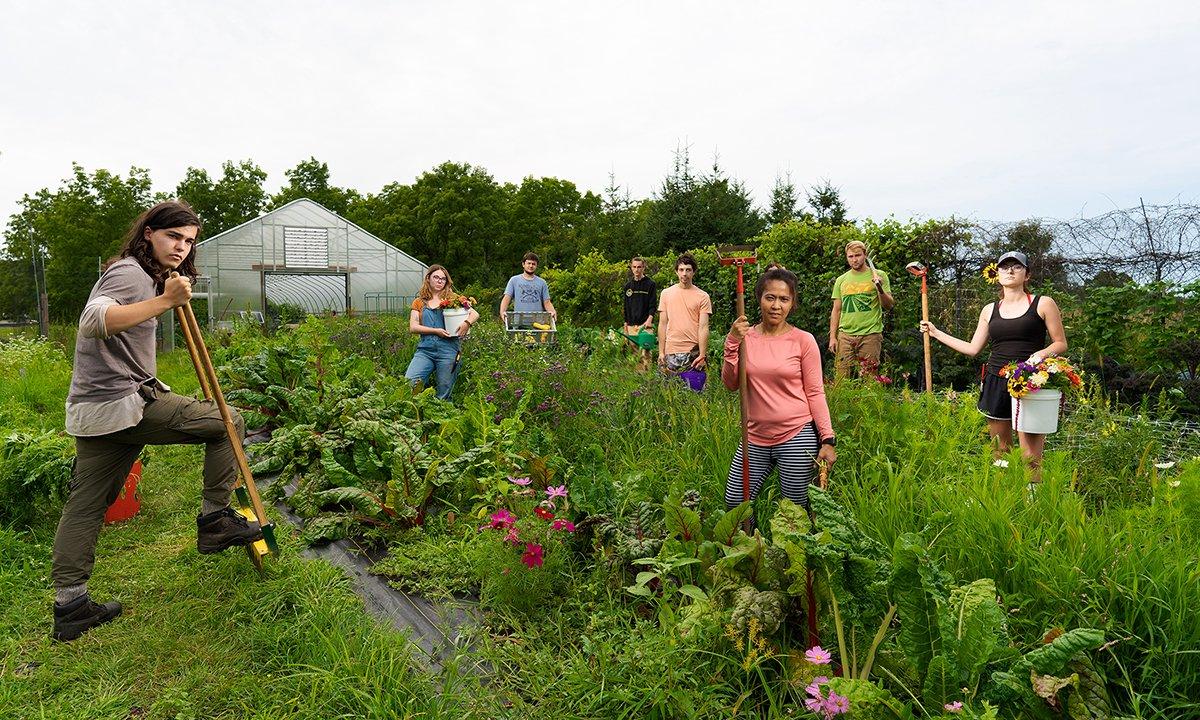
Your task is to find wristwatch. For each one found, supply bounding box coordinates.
[820,437,836,447]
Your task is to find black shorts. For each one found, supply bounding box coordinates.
[977,370,1012,420]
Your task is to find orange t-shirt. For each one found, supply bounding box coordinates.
[657,284,712,355]
[721,327,834,446]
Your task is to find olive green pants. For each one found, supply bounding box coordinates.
[52,392,244,589]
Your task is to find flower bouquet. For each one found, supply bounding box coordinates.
[442,293,477,310]
[998,356,1083,399]
[998,356,1083,433]
[440,293,477,334]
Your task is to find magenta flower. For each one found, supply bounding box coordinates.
[944,702,963,714]
[521,542,544,568]
[805,645,832,665]
[480,508,515,530]
[824,691,849,716]
[551,519,576,532]
[546,485,568,501]
[508,476,531,486]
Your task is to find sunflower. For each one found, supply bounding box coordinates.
[981,263,1000,284]
[1007,376,1031,398]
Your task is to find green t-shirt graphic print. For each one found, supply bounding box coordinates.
[832,269,890,336]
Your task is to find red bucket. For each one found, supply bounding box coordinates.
[104,459,142,523]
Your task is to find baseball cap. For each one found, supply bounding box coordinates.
[997,251,1028,267]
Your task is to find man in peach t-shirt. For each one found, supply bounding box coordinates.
[657,253,712,372]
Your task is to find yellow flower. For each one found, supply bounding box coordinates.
[982,263,1000,284]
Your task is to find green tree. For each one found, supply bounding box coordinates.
[767,172,801,225]
[644,149,764,256]
[269,157,359,214]
[505,176,602,269]
[0,254,37,320]
[350,162,508,286]
[806,179,850,226]
[2,164,153,320]
[175,159,268,236]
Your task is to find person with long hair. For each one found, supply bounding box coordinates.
[920,251,1067,480]
[722,264,836,510]
[52,200,263,641]
[404,264,479,400]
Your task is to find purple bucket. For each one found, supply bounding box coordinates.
[678,369,706,392]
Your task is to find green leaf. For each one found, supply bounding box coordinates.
[312,486,386,517]
[625,585,652,598]
[678,584,707,602]
[945,578,1008,689]
[1025,628,1105,675]
[1068,656,1112,719]
[891,533,946,675]
[634,571,657,587]
[921,654,958,708]
[712,502,752,545]
[824,678,907,719]
[663,494,702,541]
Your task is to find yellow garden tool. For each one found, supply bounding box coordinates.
[172,273,277,571]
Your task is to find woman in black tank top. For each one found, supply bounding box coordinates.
[918,251,1068,482]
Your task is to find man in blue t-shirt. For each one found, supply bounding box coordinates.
[499,252,557,326]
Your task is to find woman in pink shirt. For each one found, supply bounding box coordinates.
[722,265,837,509]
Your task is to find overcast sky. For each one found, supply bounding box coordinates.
[2,1,1197,229]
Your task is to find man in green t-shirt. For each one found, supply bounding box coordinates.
[829,240,894,377]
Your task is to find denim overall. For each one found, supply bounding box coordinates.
[403,304,462,400]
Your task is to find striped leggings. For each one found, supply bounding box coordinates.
[723,423,820,509]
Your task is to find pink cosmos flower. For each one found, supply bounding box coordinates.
[546,485,568,501]
[805,676,829,697]
[521,542,544,568]
[824,691,849,716]
[508,476,531,486]
[480,508,516,530]
[804,696,824,713]
[944,702,963,713]
[805,645,832,665]
[503,526,520,544]
[551,519,576,532]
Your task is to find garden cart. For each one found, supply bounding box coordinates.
[172,273,277,572]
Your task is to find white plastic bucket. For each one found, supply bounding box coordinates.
[442,308,470,336]
[1012,389,1062,434]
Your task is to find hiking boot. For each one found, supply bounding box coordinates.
[53,594,122,641]
[197,507,263,554]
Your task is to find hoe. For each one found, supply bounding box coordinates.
[716,244,757,530]
[172,273,277,572]
[906,261,933,393]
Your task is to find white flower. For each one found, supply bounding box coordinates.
[1030,372,1049,387]
[1047,364,1060,373]
[1154,462,1175,470]
[992,459,1010,468]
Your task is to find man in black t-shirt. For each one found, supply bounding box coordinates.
[622,256,657,369]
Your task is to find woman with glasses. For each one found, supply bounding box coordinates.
[404,265,479,400]
[919,251,1068,481]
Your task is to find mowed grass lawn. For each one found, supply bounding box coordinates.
[0,351,479,720]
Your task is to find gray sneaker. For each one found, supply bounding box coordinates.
[53,593,122,641]
[197,507,263,554]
